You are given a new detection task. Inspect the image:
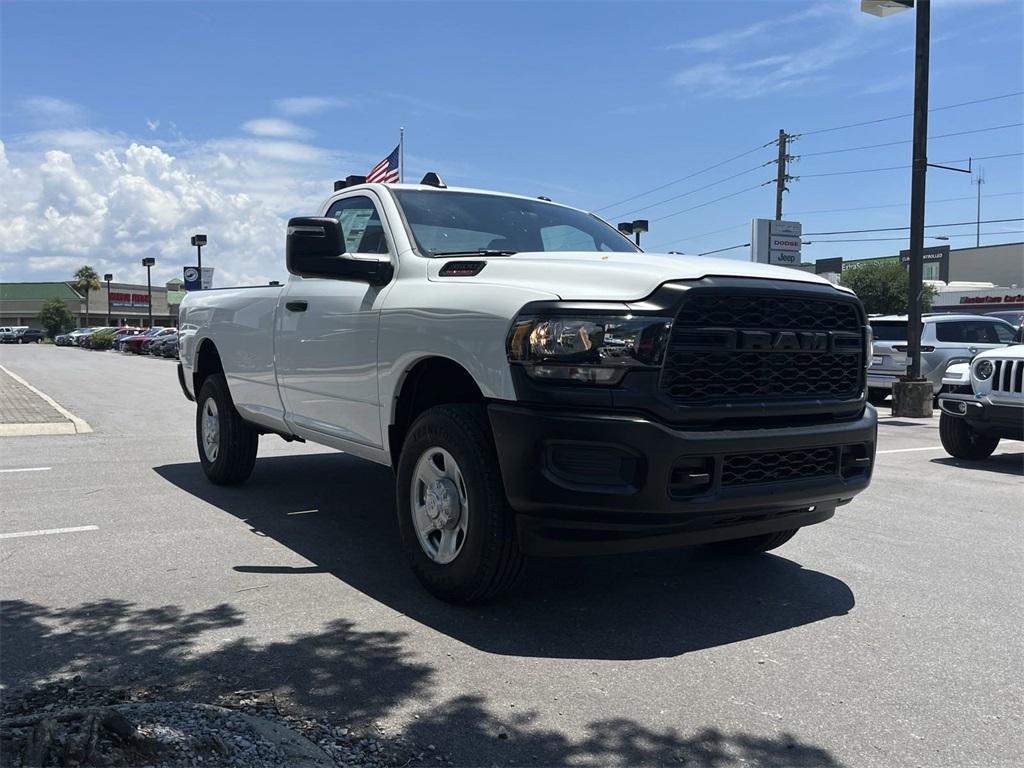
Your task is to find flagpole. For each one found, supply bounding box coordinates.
[399,127,404,183]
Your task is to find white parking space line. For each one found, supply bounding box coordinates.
[877,446,947,454]
[0,466,52,474]
[0,525,99,540]
[878,441,1024,455]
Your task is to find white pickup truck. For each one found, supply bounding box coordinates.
[178,176,877,603]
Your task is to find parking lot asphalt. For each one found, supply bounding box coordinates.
[1,343,1021,767]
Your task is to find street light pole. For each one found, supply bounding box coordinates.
[905,0,930,382]
[632,219,648,248]
[104,273,113,326]
[191,234,207,288]
[142,258,155,328]
[862,0,933,417]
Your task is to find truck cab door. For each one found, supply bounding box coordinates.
[276,193,394,448]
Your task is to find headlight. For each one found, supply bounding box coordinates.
[507,313,673,384]
[975,359,994,381]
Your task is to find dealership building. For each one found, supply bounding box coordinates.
[803,242,1024,312]
[0,279,185,329]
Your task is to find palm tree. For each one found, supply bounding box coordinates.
[73,266,100,325]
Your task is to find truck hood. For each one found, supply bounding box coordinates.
[426,250,836,301]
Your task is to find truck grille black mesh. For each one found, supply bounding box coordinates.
[660,293,864,404]
[721,447,837,486]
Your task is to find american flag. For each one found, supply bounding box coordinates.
[366,145,400,183]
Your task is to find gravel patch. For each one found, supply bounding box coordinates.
[1,678,452,767]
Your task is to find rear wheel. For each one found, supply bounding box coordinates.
[939,411,998,460]
[705,528,799,555]
[196,373,258,485]
[396,404,524,604]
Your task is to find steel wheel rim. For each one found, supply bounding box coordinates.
[411,447,469,564]
[201,398,220,463]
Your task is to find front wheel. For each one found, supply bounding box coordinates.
[939,411,998,460]
[196,373,258,485]
[705,528,799,555]
[396,404,524,604]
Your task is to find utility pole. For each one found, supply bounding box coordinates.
[973,168,985,247]
[774,129,795,220]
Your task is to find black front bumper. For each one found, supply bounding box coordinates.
[938,394,1023,440]
[488,404,877,556]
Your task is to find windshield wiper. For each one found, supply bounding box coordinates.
[429,249,517,257]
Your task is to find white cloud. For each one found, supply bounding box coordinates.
[0,134,343,286]
[669,4,891,99]
[146,119,160,131]
[241,117,311,139]
[274,96,348,116]
[20,96,85,124]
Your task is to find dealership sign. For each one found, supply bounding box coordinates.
[960,294,1024,305]
[751,219,802,267]
[109,291,150,308]
[183,266,215,291]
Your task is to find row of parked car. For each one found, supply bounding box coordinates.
[54,326,180,358]
[866,311,1024,405]
[0,326,45,343]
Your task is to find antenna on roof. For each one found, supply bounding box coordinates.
[420,172,446,188]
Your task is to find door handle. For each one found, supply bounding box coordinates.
[285,301,308,312]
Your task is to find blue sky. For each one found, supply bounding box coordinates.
[1,0,1022,286]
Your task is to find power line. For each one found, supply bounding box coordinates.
[797,91,1024,137]
[698,243,750,257]
[799,122,1024,158]
[646,190,1024,251]
[787,190,1023,217]
[604,162,770,220]
[803,217,1023,236]
[651,181,773,223]
[799,152,1024,179]
[594,141,774,213]
[805,229,1023,244]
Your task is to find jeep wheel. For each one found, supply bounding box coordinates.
[396,404,524,604]
[196,373,258,485]
[705,528,799,555]
[939,411,998,460]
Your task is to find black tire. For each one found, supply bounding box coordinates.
[396,404,524,604]
[867,389,889,406]
[939,411,998,460]
[196,373,258,485]
[705,528,799,555]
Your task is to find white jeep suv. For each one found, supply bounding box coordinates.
[938,341,1024,459]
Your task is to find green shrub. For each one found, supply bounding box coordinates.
[90,330,116,350]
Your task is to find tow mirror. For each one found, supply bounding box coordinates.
[286,217,393,286]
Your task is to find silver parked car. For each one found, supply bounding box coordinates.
[867,314,1017,405]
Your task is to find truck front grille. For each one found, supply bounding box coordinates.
[721,447,837,486]
[991,359,1024,393]
[660,292,864,404]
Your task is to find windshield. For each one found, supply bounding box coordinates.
[392,190,639,256]
[870,321,908,342]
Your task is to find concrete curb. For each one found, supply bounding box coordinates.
[0,364,92,436]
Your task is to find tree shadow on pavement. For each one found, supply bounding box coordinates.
[154,453,854,661]
[1,598,846,767]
